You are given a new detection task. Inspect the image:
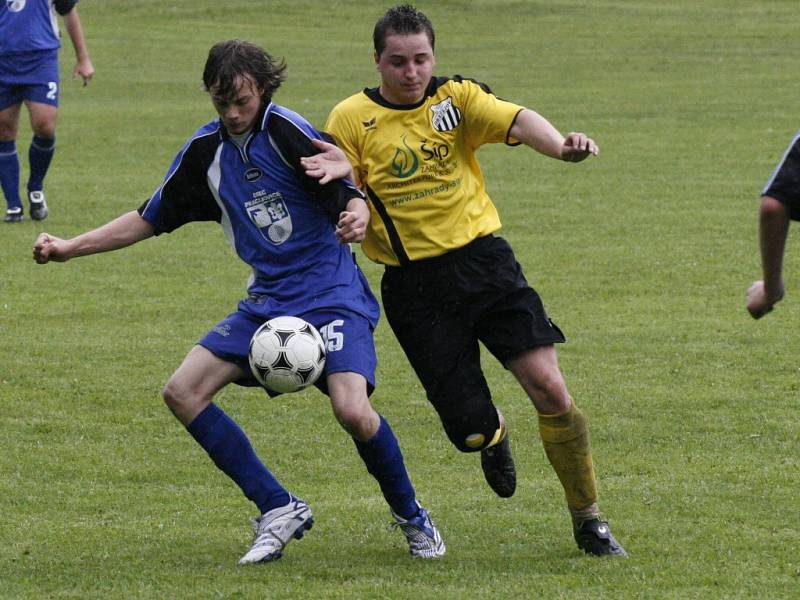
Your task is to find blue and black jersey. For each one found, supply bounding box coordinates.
[139,102,378,324]
[0,0,78,55]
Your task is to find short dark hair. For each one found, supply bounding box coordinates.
[373,5,435,56]
[202,40,287,102]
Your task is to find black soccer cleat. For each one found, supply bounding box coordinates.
[574,518,628,557]
[28,191,48,221]
[4,207,22,223]
[480,433,516,498]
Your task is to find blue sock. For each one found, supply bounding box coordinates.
[27,135,55,193]
[0,140,22,210]
[353,415,418,519]
[186,403,290,515]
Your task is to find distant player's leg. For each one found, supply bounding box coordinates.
[18,50,60,220]
[507,345,627,557]
[25,100,57,220]
[0,102,23,222]
[163,344,311,564]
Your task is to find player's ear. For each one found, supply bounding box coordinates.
[374,50,380,67]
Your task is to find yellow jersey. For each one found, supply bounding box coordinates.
[325,76,524,266]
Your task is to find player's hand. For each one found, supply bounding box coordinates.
[746,280,784,319]
[301,139,353,184]
[336,198,370,243]
[73,58,95,86]
[561,132,598,163]
[33,232,71,264]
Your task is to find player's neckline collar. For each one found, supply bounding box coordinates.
[364,79,440,110]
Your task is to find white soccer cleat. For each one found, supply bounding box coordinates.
[392,502,446,558]
[239,498,314,564]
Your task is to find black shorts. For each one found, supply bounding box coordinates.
[763,131,800,220]
[381,234,565,412]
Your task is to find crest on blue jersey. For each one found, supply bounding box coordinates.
[246,192,293,244]
[7,0,27,12]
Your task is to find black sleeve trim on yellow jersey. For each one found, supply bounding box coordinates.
[366,185,410,265]
[452,76,523,144]
[506,108,524,147]
[450,75,493,94]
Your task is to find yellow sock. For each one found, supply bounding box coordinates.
[538,402,598,511]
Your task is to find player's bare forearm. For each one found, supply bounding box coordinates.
[747,196,790,318]
[509,109,598,162]
[759,196,789,297]
[33,211,154,264]
[336,197,370,243]
[63,8,94,85]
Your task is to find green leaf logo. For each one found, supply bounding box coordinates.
[391,135,419,178]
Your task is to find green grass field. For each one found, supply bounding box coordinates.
[1,1,798,598]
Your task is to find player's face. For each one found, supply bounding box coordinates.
[210,76,264,135]
[375,32,435,105]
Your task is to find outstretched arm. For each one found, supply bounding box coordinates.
[33,210,154,264]
[747,195,789,318]
[62,7,94,86]
[509,109,598,162]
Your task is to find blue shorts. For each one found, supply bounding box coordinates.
[198,305,378,397]
[0,50,60,110]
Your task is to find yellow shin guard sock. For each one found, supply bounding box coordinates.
[538,402,599,516]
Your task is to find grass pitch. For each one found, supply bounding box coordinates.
[1,1,798,598]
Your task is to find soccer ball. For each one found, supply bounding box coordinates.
[248,316,326,393]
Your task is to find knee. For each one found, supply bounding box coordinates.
[531,374,571,414]
[162,376,203,417]
[162,378,183,413]
[513,365,570,414]
[32,124,55,139]
[439,396,501,452]
[30,115,56,139]
[333,402,377,440]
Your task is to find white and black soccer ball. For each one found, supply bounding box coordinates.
[248,316,326,393]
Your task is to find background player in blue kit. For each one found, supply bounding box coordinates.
[746,130,800,319]
[32,40,444,563]
[1,0,94,223]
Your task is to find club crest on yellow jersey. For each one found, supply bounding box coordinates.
[430,97,462,132]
